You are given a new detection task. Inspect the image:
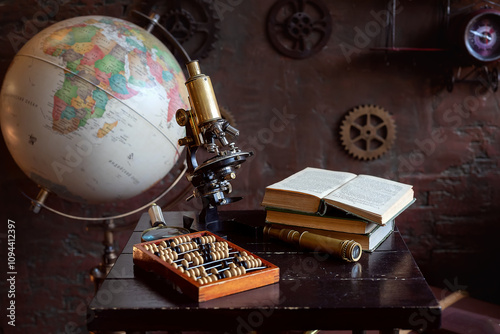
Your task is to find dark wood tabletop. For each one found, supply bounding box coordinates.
[87,210,441,333]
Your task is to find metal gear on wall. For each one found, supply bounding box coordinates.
[339,105,396,161]
[266,0,332,59]
[153,0,220,60]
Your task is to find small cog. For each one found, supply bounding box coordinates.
[339,105,396,160]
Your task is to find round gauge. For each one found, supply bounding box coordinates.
[464,10,500,62]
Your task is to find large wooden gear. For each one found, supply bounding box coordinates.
[340,105,396,160]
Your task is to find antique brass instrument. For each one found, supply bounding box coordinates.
[263,226,362,262]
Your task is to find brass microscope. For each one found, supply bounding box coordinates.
[175,60,253,229]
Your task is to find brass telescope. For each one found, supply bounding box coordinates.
[263,225,362,262]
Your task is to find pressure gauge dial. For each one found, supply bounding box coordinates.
[464,10,500,62]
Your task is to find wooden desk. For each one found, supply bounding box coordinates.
[87,210,441,333]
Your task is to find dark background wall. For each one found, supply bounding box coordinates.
[1,0,499,333]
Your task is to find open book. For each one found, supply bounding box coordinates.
[261,167,414,225]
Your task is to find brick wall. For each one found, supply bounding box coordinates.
[1,0,499,332]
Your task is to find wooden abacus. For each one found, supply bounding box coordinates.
[133,231,280,302]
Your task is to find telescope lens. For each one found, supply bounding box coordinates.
[352,245,361,260]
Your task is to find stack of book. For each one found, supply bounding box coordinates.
[261,167,415,252]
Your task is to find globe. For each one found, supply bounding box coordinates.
[0,16,189,204]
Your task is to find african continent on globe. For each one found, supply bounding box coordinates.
[0,16,189,203]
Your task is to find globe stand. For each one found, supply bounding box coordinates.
[29,188,50,214]
[89,219,118,292]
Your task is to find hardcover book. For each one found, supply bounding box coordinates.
[265,207,378,234]
[261,167,414,225]
[265,220,395,252]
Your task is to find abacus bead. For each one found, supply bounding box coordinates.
[154,252,161,257]
[166,258,173,264]
[181,259,189,268]
[184,253,192,261]
[229,262,236,269]
[234,267,242,276]
[211,268,218,275]
[172,263,178,269]
[178,266,185,273]
[224,270,232,278]
[161,255,167,262]
[201,254,208,263]
[160,240,167,248]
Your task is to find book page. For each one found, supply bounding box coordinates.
[324,175,412,215]
[267,167,357,198]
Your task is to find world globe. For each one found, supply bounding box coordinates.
[0,16,189,204]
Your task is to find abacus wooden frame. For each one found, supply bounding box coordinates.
[132,230,280,302]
